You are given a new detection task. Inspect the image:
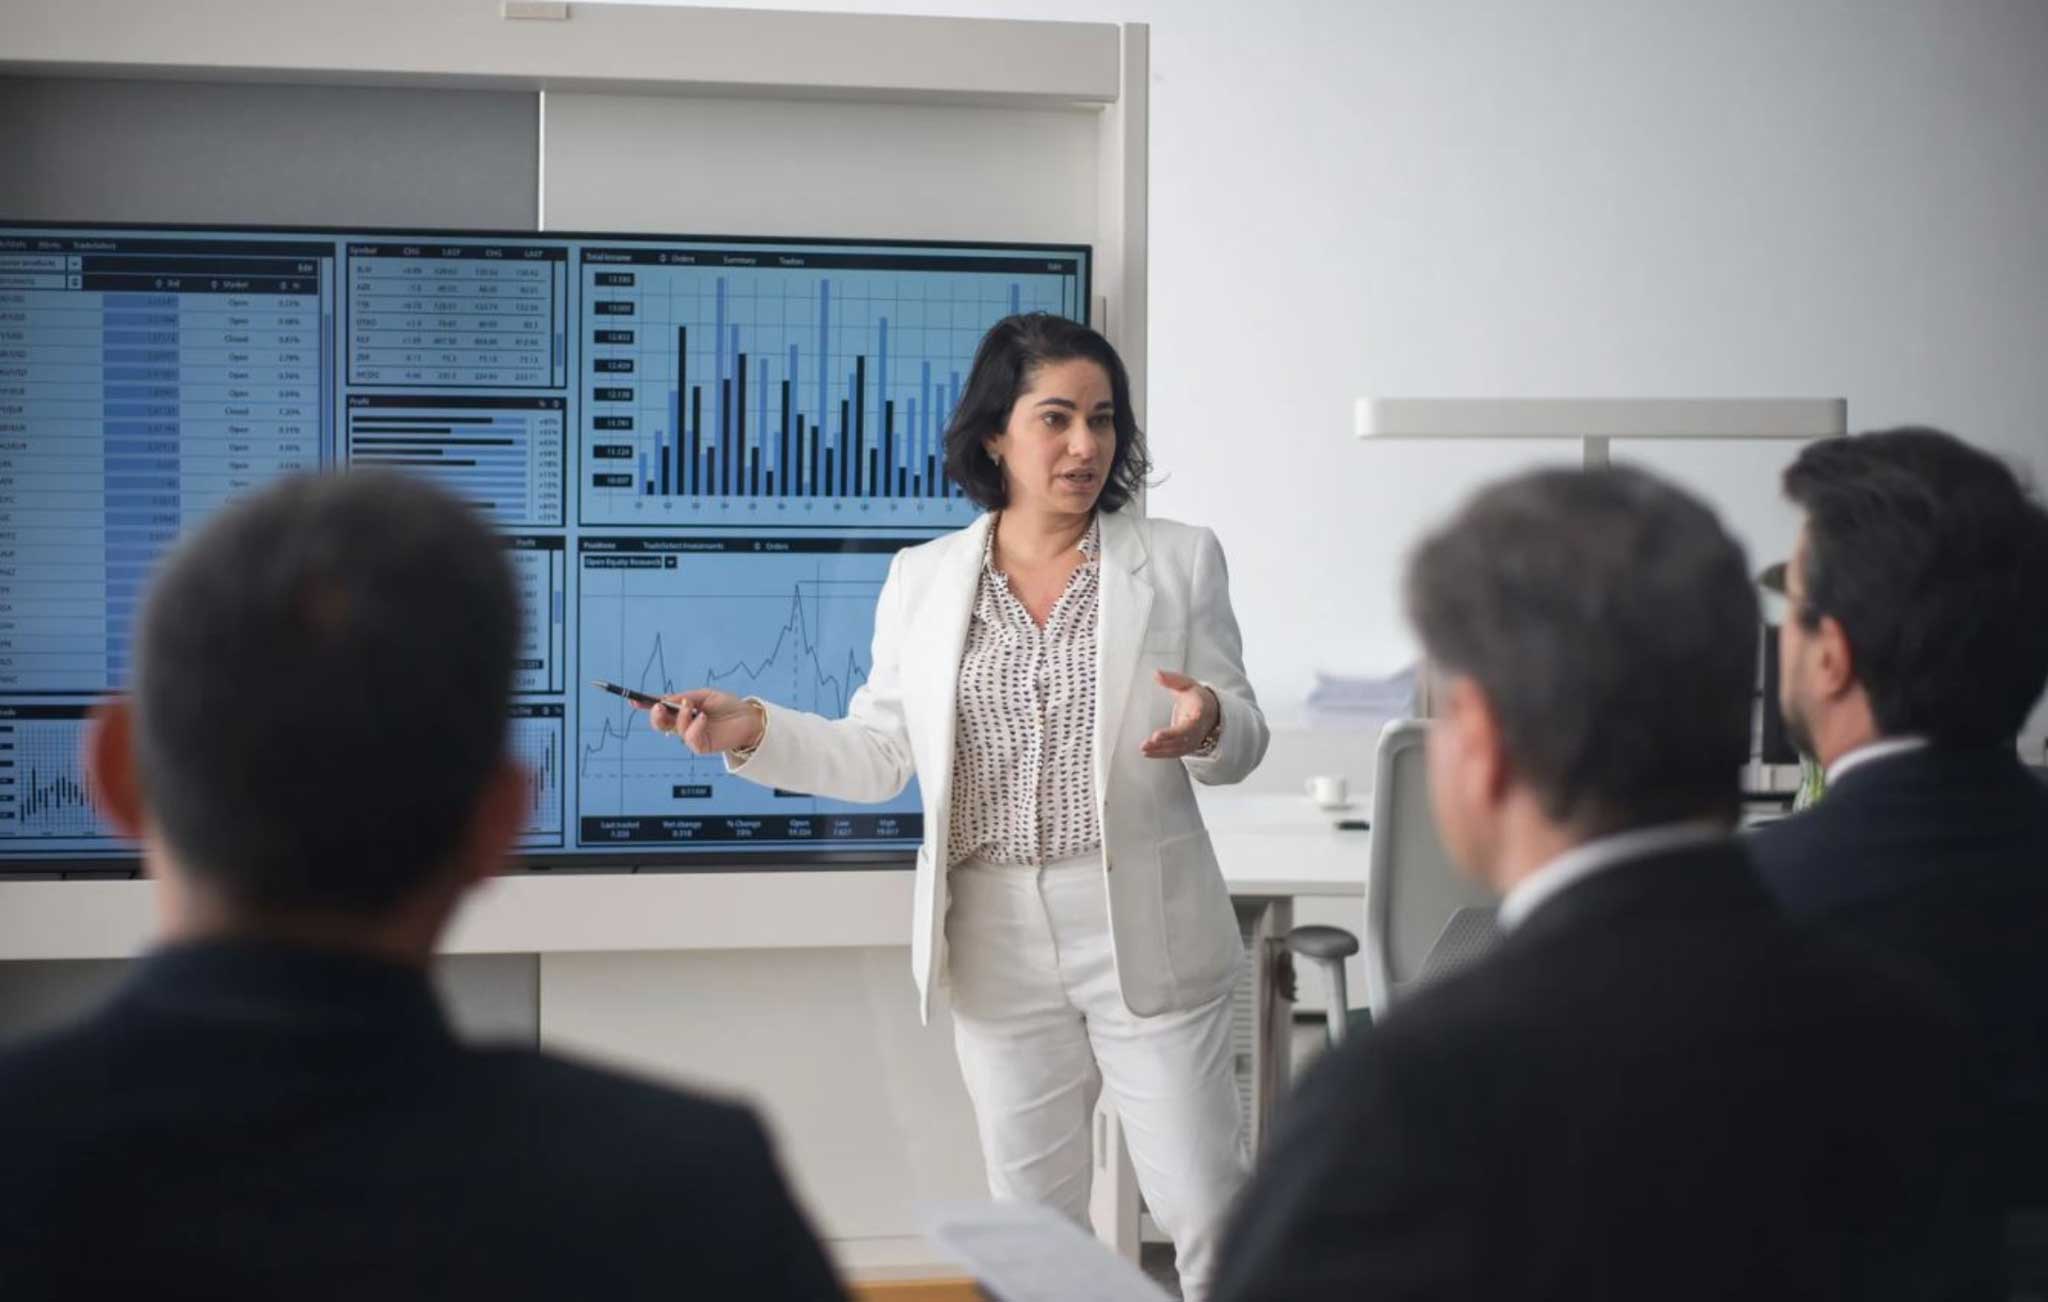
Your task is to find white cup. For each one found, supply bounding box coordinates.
[1305,774,1349,808]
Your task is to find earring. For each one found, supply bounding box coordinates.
[989,450,1002,466]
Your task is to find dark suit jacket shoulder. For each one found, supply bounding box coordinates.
[0,941,844,1302]
[1747,746,2048,918]
[1215,842,1992,1302]
[1748,746,2048,1206]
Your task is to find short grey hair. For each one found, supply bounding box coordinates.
[1404,465,1758,833]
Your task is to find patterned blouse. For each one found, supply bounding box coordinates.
[945,516,1104,868]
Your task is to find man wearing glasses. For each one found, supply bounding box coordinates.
[1753,426,2048,1285]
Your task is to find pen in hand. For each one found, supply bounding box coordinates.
[591,679,675,713]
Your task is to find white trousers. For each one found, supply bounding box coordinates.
[944,856,1248,1302]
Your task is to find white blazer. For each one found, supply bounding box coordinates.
[731,509,1269,1023]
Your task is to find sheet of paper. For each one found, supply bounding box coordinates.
[919,1200,1172,1302]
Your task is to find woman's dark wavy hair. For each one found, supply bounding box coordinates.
[942,313,1150,512]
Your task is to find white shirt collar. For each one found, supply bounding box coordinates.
[1497,819,1729,932]
[1824,735,1930,785]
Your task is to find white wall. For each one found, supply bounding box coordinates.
[0,77,539,227]
[623,0,2048,754]
[540,92,1101,241]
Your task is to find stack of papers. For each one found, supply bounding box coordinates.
[920,1201,1171,1302]
[1305,664,1420,731]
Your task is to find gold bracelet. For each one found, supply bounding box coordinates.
[1194,688,1224,757]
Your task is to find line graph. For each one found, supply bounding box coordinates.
[574,532,935,848]
[704,581,872,716]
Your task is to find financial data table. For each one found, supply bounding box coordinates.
[0,240,331,693]
[347,242,567,389]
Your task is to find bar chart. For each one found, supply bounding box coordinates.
[575,241,1087,527]
[0,706,117,845]
[345,395,565,527]
[509,703,565,848]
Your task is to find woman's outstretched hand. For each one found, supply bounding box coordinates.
[1140,670,1220,759]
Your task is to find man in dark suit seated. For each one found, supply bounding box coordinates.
[0,472,846,1301]
[1749,427,2048,1248]
[1214,466,1992,1302]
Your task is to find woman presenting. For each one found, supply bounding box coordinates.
[643,314,1267,1301]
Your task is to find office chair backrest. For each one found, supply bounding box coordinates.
[1363,719,1499,1015]
[1414,907,1500,990]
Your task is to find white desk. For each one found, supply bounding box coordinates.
[1202,790,1371,900]
[1202,787,1373,1020]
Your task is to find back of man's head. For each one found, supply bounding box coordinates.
[1406,465,1759,836]
[1782,427,2048,748]
[132,470,519,917]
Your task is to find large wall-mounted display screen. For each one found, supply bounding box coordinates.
[0,223,1090,870]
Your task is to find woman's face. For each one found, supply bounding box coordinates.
[984,357,1118,518]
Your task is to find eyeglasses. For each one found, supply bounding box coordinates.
[1757,561,1824,627]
